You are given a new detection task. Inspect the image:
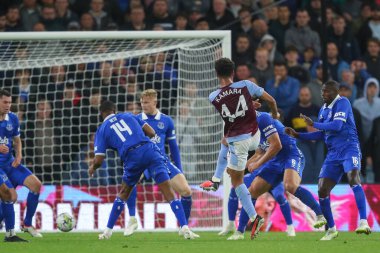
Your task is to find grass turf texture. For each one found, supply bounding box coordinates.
[1,232,379,253]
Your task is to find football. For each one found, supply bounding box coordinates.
[57,213,76,232]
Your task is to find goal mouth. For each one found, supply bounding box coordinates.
[2,31,231,232]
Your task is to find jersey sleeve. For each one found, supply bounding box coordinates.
[166,117,176,141]
[259,114,277,138]
[245,80,264,97]
[333,98,350,122]
[12,114,20,137]
[94,127,107,156]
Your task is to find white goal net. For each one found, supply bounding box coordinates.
[0,31,231,231]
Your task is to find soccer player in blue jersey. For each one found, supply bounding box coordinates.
[124,89,192,236]
[0,89,42,240]
[285,80,371,240]
[206,58,279,239]
[90,100,198,240]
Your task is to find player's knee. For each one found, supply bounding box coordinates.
[318,187,330,198]
[9,189,17,203]
[284,182,298,195]
[32,179,42,193]
[180,186,192,197]
[347,170,361,187]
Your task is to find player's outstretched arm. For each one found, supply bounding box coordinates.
[285,127,324,141]
[300,113,344,132]
[89,155,105,178]
[247,133,282,172]
[259,91,279,119]
[142,123,156,138]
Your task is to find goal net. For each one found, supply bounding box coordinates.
[0,31,231,231]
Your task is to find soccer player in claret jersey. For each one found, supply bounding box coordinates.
[286,80,371,240]
[0,89,42,241]
[124,89,193,237]
[205,57,278,239]
[90,101,198,240]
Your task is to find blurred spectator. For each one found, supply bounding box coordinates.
[362,38,380,83]
[285,9,321,57]
[268,5,291,54]
[67,21,80,31]
[6,5,23,31]
[55,0,79,28]
[326,41,349,82]
[232,7,253,41]
[147,0,175,30]
[263,4,278,24]
[285,86,323,183]
[258,34,283,65]
[284,45,310,85]
[42,65,66,101]
[327,15,360,63]
[251,47,274,87]
[300,47,319,72]
[305,0,322,32]
[358,5,380,54]
[353,78,380,142]
[89,0,113,30]
[195,17,210,30]
[178,0,211,16]
[80,13,95,31]
[32,22,46,31]
[126,102,141,114]
[25,99,60,183]
[80,88,102,138]
[351,3,372,36]
[20,0,40,31]
[207,0,235,29]
[340,0,362,23]
[228,0,244,18]
[265,61,300,116]
[251,18,268,52]
[235,63,251,81]
[0,12,7,32]
[350,60,372,94]
[174,13,191,30]
[40,5,65,31]
[122,6,151,31]
[340,69,358,103]
[368,116,380,182]
[187,6,204,29]
[232,34,253,65]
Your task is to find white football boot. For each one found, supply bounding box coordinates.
[320,226,338,241]
[218,221,236,236]
[286,225,296,237]
[227,231,244,240]
[124,217,138,236]
[355,219,371,235]
[180,225,199,239]
[99,228,112,240]
[313,215,327,229]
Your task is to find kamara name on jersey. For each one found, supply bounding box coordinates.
[215,88,242,103]
[0,136,9,145]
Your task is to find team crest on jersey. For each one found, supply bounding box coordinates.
[6,124,13,131]
[157,122,165,129]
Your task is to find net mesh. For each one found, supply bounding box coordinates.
[0,34,225,230]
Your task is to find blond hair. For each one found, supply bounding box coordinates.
[141,89,158,99]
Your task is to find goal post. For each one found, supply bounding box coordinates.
[0,31,232,231]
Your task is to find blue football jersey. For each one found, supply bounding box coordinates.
[256,112,297,159]
[94,113,151,161]
[137,111,175,157]
[317,96,359,150]
[0,113,20,166]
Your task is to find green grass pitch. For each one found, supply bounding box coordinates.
[1,232,379,253]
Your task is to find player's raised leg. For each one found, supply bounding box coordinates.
[347,169,371,234]
[124,186,138,236]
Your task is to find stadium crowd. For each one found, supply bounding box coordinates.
[1,0,380,184]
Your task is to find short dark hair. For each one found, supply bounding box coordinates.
[273,60,287,68]
[215,58,235,77]
[285,45,299,54]
[99,100,115,114]
[0,89,11,98]
[323,80,339,91]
